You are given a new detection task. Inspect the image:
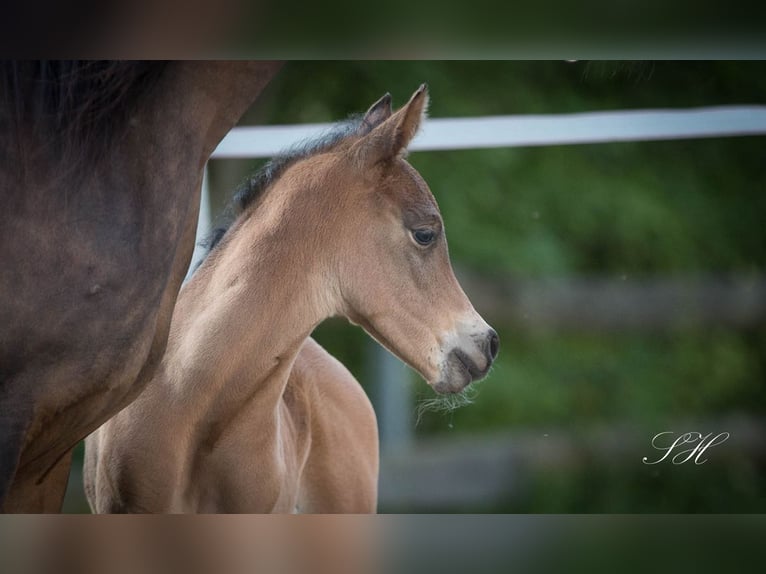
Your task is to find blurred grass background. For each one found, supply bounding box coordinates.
[64,61,766,512]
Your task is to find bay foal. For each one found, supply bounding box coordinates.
[85,86,499,513]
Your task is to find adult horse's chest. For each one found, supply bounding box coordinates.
[0,154,203,507]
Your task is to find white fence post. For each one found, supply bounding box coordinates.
[185,168,212,282]
[369,342,413,454]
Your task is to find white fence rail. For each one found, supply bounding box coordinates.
[212,105,766,159]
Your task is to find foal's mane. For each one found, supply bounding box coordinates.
[205,115,365,254]
[0,61,168,169]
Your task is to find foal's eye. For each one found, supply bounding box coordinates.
[412,229,436,246]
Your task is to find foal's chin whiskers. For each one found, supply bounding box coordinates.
[415,384,481,426]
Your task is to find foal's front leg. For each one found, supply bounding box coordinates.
[292,339,379,514]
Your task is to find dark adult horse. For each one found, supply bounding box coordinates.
[0,61,281,512]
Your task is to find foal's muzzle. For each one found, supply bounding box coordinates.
[434,328,499,394]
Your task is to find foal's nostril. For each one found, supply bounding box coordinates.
[487,329,500,362]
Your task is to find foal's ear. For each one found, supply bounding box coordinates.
[357,92,393,135]
[351,84,429,165]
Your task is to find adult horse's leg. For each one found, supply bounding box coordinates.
[3,450,73,513]
[0,61,281,512]
[0,404,32,510]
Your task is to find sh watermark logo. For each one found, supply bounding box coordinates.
[642,431,730,465]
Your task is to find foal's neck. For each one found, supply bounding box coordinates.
[167,197,337,420]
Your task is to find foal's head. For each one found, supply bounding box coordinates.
[240,85,498,394]
[307,85,499,394]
